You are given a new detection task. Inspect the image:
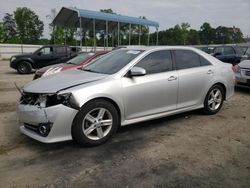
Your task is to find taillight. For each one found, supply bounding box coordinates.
[232,65,241,73]
[232,65,236,72]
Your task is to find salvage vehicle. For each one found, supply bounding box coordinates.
[17,46,235,146]
[33,51,109,79]
[212,45,247,65]
[10,45,79,74]
[234,60,250,87]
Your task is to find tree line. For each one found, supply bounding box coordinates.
[0,7,246,45]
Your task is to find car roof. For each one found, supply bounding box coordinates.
[42,45,69,47]
[118,46,200,52]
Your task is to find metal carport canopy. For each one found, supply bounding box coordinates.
[53,7,159,28]
[53,7,160,48]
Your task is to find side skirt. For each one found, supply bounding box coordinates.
[121,105,203,126]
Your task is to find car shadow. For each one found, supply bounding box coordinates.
[4,70,35,75]
[117,109,201,133]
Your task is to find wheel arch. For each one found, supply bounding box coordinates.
[78,97,122,125]
[16,58,35,68]
[211,82,226,100]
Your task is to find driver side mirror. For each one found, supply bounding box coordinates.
[129,67,146,77]
[37,51,42,56]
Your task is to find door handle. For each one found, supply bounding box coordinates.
[207,70,214,75]
[168,76,177,81]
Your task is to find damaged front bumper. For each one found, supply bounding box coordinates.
[17,103,78,143]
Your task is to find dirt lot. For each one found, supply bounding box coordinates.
[0,60,249,188]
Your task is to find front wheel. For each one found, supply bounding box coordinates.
[72,100,119,146]
[203,85,224,115]
[17,61,32,74]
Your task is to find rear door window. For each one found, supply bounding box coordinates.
[223,47,235,55]
[174,50,200,70]
[55,46,67,54]
[200,56,212,66]
[214,46,235,55]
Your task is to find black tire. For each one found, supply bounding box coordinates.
[203,85,224,115]
[17,61,32,74]
[72,99,119,146]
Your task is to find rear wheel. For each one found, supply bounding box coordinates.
[72,100,119,146]
[17,61,32,74]
[203,85,224,115]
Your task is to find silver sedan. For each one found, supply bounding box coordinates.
[17,46,235,146]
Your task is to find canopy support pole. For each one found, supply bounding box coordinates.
[156,28,159,46]
[112,32,114,47]
[93,19,96,51]
[52,25,55,44]
[106,20,109,49]
[85,31,87,52]
[117,22,120,47]
[129,24,131,46]
[147,26,150,46]
[64,27,67,45]
[79,17,82,47]
[138,25,141,45]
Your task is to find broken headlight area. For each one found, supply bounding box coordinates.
[20,92,79,109]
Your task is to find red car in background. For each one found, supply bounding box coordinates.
[33,51,109,79]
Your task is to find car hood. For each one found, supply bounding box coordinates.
[239,60,250,69]
[23,69,108,93]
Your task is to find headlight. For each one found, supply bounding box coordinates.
[45,93,79,109]
[37,94,47,108]
[42,67,62,77]
[57,93,79,109]
[11,57,16,62]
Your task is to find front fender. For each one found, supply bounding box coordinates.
[16,57,35,68]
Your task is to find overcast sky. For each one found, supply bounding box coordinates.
[1,0,250,38]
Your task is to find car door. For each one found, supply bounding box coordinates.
[121,50,178,120]
[33,47,55,68]
[173,50,215,109]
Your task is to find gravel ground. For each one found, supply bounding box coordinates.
[0,60,250,188]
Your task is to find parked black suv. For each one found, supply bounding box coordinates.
[10,45,78,74]
[212,45,247,65]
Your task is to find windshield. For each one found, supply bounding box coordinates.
[82,50,144,74]
[66,53,94,65]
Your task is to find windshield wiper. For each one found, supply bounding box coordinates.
[66,61,75,64]
[83,69,100,73]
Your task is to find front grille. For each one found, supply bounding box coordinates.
[245,70,250,76]
[24,123,38,132]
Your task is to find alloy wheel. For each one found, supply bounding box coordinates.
[82,108,113,140]
[208,88,222,111]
